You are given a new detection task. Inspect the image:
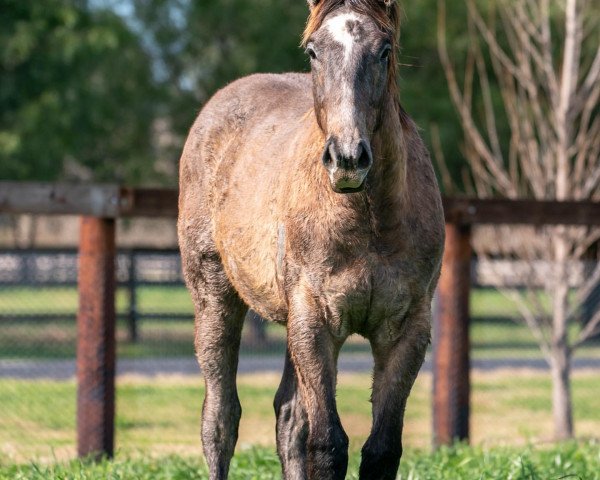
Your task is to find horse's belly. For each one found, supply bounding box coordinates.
[213,212,287,323]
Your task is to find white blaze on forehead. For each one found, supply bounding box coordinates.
[325,12,362,62]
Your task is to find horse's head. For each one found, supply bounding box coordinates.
[304,0,399,193]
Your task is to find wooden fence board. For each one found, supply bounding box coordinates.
[3,182,600,224]
[0,182,121,217]
[443,197,600,226]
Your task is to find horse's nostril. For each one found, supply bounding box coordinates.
[322,146,334,168]
[357,146,372,170]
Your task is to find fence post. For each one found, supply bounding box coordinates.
[433,222,472,447]
[76,216,116,459]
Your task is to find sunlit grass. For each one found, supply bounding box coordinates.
[1,371,599,463]
[1,441,598,479]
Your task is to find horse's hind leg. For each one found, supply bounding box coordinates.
[274,349,308,480]
[185,252,247,480]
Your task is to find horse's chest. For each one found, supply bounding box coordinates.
[319,259,413,339]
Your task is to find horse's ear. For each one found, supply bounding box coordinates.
[380,0,397,15]
[307,0,320,9]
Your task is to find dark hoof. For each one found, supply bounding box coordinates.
[359,445,401,480]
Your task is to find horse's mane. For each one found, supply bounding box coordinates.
[302,0,401,98]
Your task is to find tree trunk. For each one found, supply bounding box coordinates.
[549,0,577,438]
[551,233,574,439]
[550,345,573,440]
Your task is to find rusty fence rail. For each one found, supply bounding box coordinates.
[2,181,600,457]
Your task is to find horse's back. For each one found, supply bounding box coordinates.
[179,73,313,322]
[179,72,312,196]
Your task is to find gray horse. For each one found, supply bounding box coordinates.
[178,1,444,478]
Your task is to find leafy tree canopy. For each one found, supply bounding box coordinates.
[0,0,159,184]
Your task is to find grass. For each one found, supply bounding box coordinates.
[0,285,541,317]
[2,286,600,472]
[1,286,599,360]
[1,371,600,463]
[2,282,599,477]
[0,442,599,479]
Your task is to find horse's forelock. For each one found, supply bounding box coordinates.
[302,0,401,95]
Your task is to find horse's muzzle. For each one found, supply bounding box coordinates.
[322,138,372,193]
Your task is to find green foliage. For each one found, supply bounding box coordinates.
[0,0,159,184]
[1,442,599,479]
[131,0,310,137]
[398,0,470,186]
[5,1,589,188]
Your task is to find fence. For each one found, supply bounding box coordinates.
[10,248,593,347]
[1,182,600,458]
[0,248,273,349]
[0,248,187,344]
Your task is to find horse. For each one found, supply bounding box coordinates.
[177,1,444,478]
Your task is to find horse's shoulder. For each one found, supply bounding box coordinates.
[193,73,312,139]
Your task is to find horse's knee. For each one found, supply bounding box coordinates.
[307,423,348,480]
[274,396,292,428]
[359,438,402,480]
[202,390,242,432]
[201,394,241,480]
[275,391,308,450]
[276,400,307,439]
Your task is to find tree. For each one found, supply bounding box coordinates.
[0,0,160,184]
[129,0,313,170]
[438,0,600,439]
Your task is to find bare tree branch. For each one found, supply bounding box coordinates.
[438,0,517,196]
[575,308,600,347]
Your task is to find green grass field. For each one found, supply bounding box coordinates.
[2,286,600,477]
[2,371,600,463]
[1,441,599,479]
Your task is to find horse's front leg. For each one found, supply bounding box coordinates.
[286,287,348,480]
[194,289,247,480]
[360,302,432,480]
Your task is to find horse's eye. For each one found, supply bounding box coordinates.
[305,45,317,60]
[380,44,392,62]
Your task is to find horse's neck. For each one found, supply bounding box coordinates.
[370,100,407,207]
[298,98,408,240]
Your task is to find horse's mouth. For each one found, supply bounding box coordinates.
[332,181,366,194]
[328,168,369,193]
